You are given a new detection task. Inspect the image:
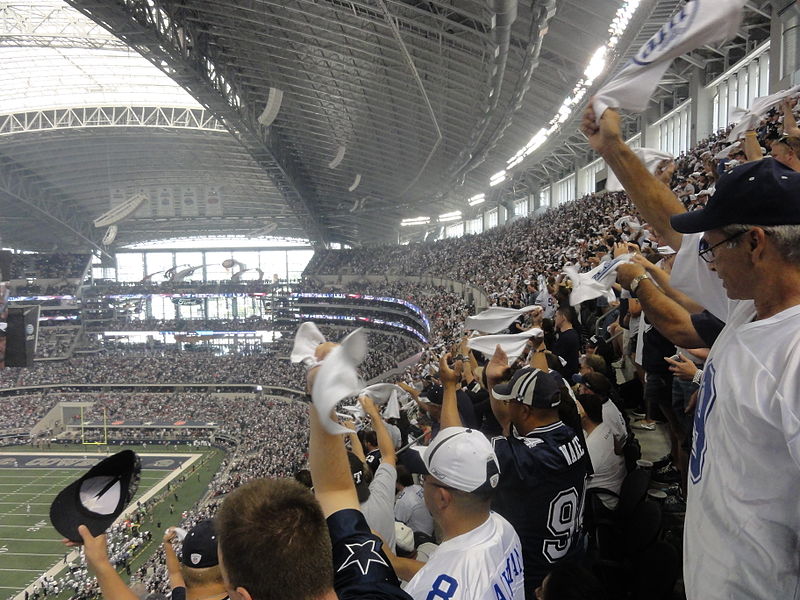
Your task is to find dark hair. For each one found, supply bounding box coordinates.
[363,430,378,449]
[216,479,333,600]
[293,468,313,489]
[576,393,603,424]
[541,561,607,600]
[396,464,414,488]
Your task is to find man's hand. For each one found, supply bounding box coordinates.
[616,263,647,290]
[655,159,676,185]
[613,241,640,259]
[438,353,462,387]
[664,354,698,382]
[163,526,178,544]
[486,345,509,382]
[580,103,624,155]
[358,395,379,418]
[306,341,340,393]
[63,525,109,573]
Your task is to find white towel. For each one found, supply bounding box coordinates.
[465,305,541,334]
[290,321,327,368]
[564,255,633,307]
[383,389,401,420]
[594,0,746,121]
[606,148,673,192]
[360,383,403,406]
[467,329,544,365]
[311,328,368,435]
[726,84,800,141]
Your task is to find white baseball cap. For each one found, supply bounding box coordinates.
[420,427,500,493]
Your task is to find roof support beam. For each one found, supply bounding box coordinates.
[63,0,330,245]
[0,155,109,257]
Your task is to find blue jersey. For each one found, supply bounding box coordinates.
[327,508,411,600]
[492,421,589,591]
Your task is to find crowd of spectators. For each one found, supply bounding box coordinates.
[9,253,90,280]
[9,95,800,600]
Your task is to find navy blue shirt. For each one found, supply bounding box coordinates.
[492,422,589,592]
[327,508,411,600]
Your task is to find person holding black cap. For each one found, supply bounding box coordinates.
[163,520,227,600]
[582,103,800,600]
[486,344,590,596]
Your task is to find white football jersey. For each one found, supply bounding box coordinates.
[404,512,524,600]
[674,233,800,600]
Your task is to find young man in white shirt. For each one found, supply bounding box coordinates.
[576,393,626,510]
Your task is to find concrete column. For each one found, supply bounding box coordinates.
[690,66,713,143]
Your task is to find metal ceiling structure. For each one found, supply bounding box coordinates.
[0,0,779,251]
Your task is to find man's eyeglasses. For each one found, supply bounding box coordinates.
[698,230,746,263]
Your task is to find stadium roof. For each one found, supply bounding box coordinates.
[0,0,774,252]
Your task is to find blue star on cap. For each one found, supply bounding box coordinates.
[336,539,389,575]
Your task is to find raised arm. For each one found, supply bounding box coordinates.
[438,353,464,429]
[581,104,685,250]
[629,253,704,314]
[63,526,139,600]
[782,98,800,137]
[616,263,706,349]
[486,345,513,436]
[358,396,396,466]
[308,343,360,518]
[163,528,186,590]
[743,130,764,162]
[343,420,367,464]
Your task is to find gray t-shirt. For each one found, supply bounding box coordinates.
[394,484,434,537]
[360,462,397,552]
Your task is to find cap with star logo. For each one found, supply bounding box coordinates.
[50,450,141,542]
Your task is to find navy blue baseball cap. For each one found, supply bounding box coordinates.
[492,367,561,408]
[671,158,800,233]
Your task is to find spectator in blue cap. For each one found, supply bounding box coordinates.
[582,102,800,600]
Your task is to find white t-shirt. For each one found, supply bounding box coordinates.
[404,512,524,600]
[674,233,800,600]
[394,484,434,537]
[602,400,627,449]
[585,423,626,510]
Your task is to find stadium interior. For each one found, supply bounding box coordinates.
[0,1,797,599]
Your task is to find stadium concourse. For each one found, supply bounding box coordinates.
[1,1,800,599]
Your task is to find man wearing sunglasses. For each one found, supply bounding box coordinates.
[582,103,800,600]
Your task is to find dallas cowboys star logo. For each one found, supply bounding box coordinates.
[337,539,389,575]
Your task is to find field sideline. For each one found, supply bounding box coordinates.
[0,451,201,600]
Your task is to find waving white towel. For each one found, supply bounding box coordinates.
[467,329,544,365]
[465,305,541,334]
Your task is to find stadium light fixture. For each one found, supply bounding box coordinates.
[438,211,462,223]
[500,0,642,174]
[489,170,506,187]
[401,216,430,226]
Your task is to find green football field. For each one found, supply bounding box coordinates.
[0,450,203,600]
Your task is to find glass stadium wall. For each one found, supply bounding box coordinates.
[94,248,315,283]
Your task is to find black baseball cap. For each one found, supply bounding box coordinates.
[492,367,561,408]
[50,450,141,542]
[572,372,611,398]
[671,159,800,233]
[181,519,218,568]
